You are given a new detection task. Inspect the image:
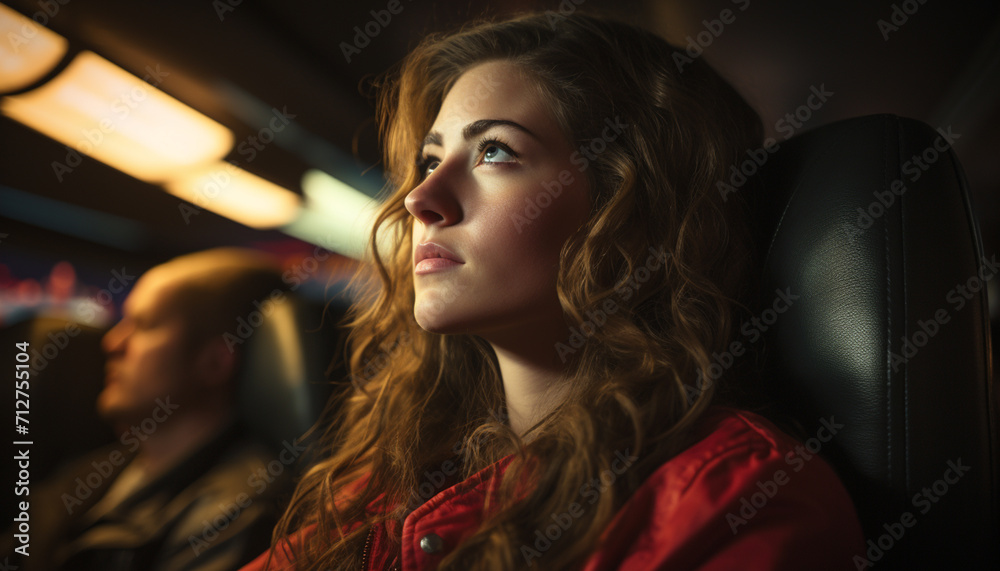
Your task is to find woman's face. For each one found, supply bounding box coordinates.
[405,60,590,339]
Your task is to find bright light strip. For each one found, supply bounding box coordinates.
[0,15,354,242]
[1,51,233,183]
[0,3,68,93]
[283,169,382,260]
[164,161,301,229]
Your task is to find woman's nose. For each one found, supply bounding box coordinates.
[404,166,463,227]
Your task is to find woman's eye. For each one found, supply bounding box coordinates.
[482,144,515,164]
[420,159,440,179]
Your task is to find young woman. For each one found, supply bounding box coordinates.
[242,12,863,571]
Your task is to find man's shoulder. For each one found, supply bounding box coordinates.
[169,436,294,520]
[197,439,279,490]
[157,437,293,568]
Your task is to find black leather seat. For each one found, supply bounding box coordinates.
[749,114,998,568]
[236,293,340,454]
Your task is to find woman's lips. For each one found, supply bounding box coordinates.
[415,257,462,274]
[414,241,464,275]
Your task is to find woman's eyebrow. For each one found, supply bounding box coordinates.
[422,119,538,151]
[463,118,537,140]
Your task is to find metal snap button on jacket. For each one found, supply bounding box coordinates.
[419,533,444,554]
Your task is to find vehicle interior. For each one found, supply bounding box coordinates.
[2,0,998,568]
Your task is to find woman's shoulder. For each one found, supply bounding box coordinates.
[582,407,865,571]
[629,407,852,518]
[677,406,829,472]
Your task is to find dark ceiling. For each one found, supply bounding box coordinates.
[2,0,999,276]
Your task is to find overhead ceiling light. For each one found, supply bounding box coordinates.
[1,50,233,183]
[284,169,383,259]
[0,3,69,93]
[0,5,321,238]
[164,161,301,229]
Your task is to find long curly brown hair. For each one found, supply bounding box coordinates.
[270,11,763,570]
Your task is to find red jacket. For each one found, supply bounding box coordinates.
[241,408,865,570]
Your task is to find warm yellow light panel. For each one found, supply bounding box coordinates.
[1,51,233,182]
[0,3,68,93]
[164,162,301,229]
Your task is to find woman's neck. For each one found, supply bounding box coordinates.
[486,312,574,436]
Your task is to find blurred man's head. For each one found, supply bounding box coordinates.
[98,248,285,426]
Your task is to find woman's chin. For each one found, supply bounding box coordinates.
[414,314,465,335]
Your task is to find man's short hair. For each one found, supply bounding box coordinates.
[152,248,288,365]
